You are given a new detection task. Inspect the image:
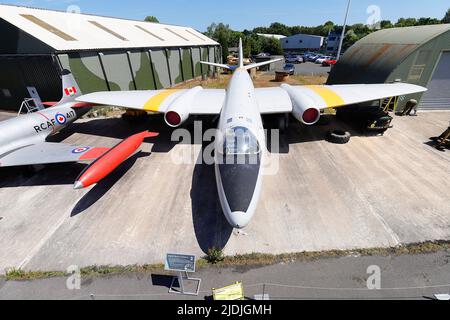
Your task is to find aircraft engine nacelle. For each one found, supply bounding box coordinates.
[164,108,189,128]
[280,84,321,125]
[164,87,202,128]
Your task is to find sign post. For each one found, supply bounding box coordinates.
[165,253,201,296]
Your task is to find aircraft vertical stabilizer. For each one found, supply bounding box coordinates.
[59,69,82,104]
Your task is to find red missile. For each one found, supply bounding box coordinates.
[73,131,158,189]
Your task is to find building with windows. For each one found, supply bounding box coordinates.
[326,32,342,54]
[281,34,324,53]
[0,5,220,111]
[328,24,450,111]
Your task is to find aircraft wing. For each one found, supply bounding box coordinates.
[0,143,109,167]
[78,83,426,117]
[256,83,428,114]
[77,88,226,115]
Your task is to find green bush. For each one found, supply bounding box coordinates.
[206,247,225,264]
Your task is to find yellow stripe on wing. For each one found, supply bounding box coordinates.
[143,89,181,112]
[306,85,345,108]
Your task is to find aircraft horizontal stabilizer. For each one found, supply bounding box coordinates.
[200,61,234,70]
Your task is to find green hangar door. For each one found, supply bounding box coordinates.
[420,51,450,111]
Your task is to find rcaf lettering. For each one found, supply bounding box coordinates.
[33,110,76,133]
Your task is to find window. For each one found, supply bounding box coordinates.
[222,127,260,156]
[165,28,189,41]
[329,37,337,41]
[20,14,77,41]
[89,21,128,41]
[135,25,165,41]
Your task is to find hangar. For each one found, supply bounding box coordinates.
[328,24,450,111]
[0,5,220,111]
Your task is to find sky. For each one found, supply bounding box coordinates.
[3,0,449,31]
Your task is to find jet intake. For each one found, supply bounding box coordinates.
[280,84,321,125]
[164,87,202,128]
[165,111,184,127]
[301,108,320,125]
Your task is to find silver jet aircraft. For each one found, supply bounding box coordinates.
[78,39,427,229]
[0,71,156,187]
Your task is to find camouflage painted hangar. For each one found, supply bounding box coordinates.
[328,24,450,111]
[0,5,221,111]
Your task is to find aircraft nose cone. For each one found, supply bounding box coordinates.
[73,181,84,190]
[228,212,251,229]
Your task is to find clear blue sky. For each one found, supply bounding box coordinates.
[4,0,449,31]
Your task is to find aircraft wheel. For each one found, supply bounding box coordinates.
[326,130,351,144]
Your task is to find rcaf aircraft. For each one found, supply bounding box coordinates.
[0,70,157,189]
[78,39,427,229]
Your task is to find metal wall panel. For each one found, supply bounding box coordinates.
[100,52,134,91]
[128,50,156,90]
[192,47,202,77]
[181,48,194,80]
[60,52,109,94]
[419,51,450,110]
[168,48,182,85]
[150,49,170,89]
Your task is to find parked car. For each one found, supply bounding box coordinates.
[285,55,304,64]
[308,55,323,62]
[322,59,337,66]
[315,56,332,64]
[283,63,295,75]
[255,52,270,58]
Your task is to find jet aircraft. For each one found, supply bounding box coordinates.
[75,39,427,229]
[0,70,157,188]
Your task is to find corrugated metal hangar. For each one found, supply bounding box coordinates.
[328,24,450,111]
[0,5,221,111]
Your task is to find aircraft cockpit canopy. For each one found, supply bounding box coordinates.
[222,126,260,156]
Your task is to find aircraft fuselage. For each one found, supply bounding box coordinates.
[0,104,89,158]
[214,69,266,229]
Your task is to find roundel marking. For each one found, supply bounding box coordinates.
[55,113,67,125]
[72,147,90,154]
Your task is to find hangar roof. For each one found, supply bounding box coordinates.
[0,4,218,52]
[328,24,450,84]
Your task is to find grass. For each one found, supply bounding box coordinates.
[2,241,449,281]
[174,72,328,90]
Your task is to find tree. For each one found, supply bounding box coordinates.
[322,21,335,35]
[395,18,417,27]
[261,37,284,55]
[144,16,159,23]
[380,20,394,29]
[205,23,233,61]
[417,17,441,25]
[442,9,450,23]
[343,29,359,50]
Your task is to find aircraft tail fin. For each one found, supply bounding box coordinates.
[238,38,244,68]
[200,37,282,71]
[58,69,82,104]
